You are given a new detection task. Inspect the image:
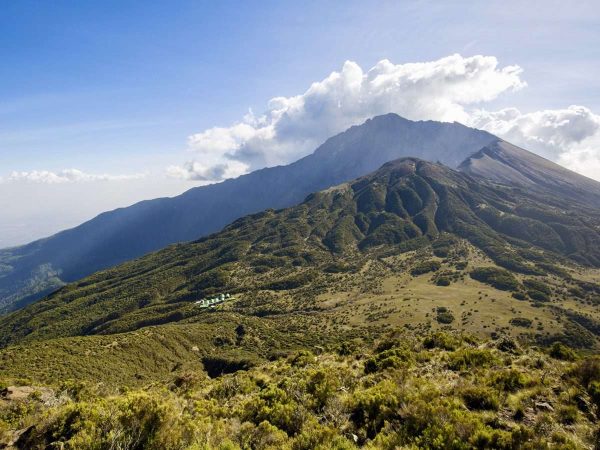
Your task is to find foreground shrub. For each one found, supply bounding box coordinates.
[423,332,461,351]
[460,386,500,410]
[364,347,412,374]
[17,392,195,450]
[549,342,576,361]
[490,369,528,392]
[447,348,498,371]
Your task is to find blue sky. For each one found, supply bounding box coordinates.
[1,1,600,247]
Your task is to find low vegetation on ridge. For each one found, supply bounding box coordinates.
[1,331,599,449]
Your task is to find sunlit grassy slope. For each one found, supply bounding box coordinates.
[0,158,598,389]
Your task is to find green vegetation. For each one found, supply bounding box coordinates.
[469,267,520,291]
[0,158,600,448]
[509,317,532,328]
[0,158,598,356]
[1,332,598,449]
[410,260,441,276]
[435,306,454,324]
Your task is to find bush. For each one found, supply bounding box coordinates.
[435,277,451,286]
[572,356,600,387]
[496,336,521,354]
[423,332,460,351]
[527,290,550,302]
[470,267,520,291]
[523,279,552,295]
[351,380,401,438]
[512,291,527,300]
[490,369,528,392]
[510,317,532,328]
[411,260,441,276]
[447,349,498,371]
[556,405,578,425]
[364,347,412,374]
[461,386,500,410]
[549,342,576,361]
[436,307,454,324]
[588,381,600,407]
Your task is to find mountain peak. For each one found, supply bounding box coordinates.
[459,140,600,207]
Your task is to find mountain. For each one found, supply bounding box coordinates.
[2,157,600,449]
[1,158,599,353]
[459,140,600,208]
[3,114,600,315]
[0,114,498,312]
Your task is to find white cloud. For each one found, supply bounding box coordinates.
[469,105,600,181]
[169,54,526,181]
[166,160,249,182]
[470,105,600,158]
[169,54,600,183]
[2,169,146,184]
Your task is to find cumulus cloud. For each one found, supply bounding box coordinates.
[2,169,146,184]
[169,54,526,181]
[169,54,600,183]
[165,160,249,182]
[469,105,600,181]
[470,105,600,158]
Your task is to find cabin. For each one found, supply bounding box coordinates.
[195,293,234,308]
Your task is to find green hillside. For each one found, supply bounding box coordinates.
[1,158,600,448]
[1,159,599,348]
[2,331,600,449]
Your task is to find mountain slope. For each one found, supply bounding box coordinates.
[2,158,599,351]
[0,115,498,312]
[459,140,600,207]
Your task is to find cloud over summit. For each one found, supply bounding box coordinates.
[170,54,526,181]
[169,54,600,182]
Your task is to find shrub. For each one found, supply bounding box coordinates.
[512,291,527,300]
[455,261,468,270]
[510,317,532,328]
[242,385,305,435]
[411,260,441,276]
[435,277,451,286]
[423,332,460,351]
[556,405,578,425]
[588,381,600,407]
[447,349,498,371]
[470,267,520,291]
[435,307,454,324]
[290,350,316,367]
[549,342,576,361]
[461,386,499,410]
[490,369,528,392]
[351,380,401,438]
[364,347,412,374]
[572,356,600,387]
[495,336,521,354]
[527,290,550,302]
[523,279,552,295]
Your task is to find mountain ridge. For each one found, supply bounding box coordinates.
[2,156,599,350]
[2,114,600,314]
[0,115,498,312]
[459,140,600,207]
